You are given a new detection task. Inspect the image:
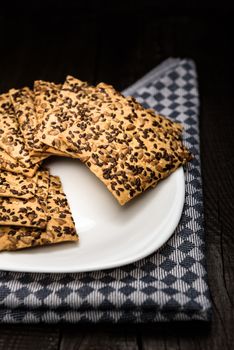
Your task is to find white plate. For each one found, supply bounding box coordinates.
[0,158,185,273]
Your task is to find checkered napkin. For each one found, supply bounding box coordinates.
[0,58,212,323]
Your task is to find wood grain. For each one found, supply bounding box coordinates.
[0,326,60,350]
[59,325,139,350]
[0,8,234,350]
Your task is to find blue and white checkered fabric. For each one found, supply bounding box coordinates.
[0,58,212,323]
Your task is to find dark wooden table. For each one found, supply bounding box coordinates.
[0,4,234,349]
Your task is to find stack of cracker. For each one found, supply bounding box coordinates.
[0,76,191,251]
[0,170,78,251]
[0,84,69,177]
[0,83,78,252]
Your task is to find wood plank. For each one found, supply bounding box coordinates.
[189,19,234,350]
[0,326,60,350]
[59,325,139,350]
[93,13,143,89]
[0,14,98,92]
[140,15,234,350]
[139,323,210,350]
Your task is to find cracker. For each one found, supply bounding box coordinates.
[34,81,62,124]
[0,148,39,177]
[39,76,184,156]
[0,171,38,199]
[0,170,49,228]
[0,93,43,168]
[9,87,49,163]
[33,80,68,156]
[38,77,96,154]
[0,176,78,251]
[40,76,191,205]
